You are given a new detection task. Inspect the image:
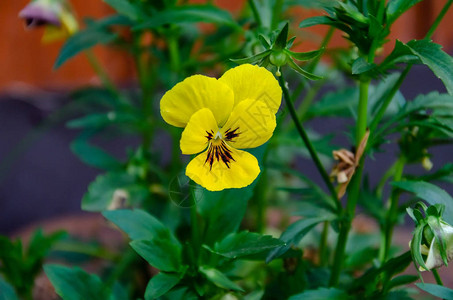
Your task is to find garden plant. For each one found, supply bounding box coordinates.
[2,0,453,299]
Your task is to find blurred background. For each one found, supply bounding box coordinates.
[0,0,452,235]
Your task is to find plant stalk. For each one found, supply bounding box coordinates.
[425,0,453,40]
[248,0,263,27]
[278,73,339,208]
[330,76,369,286]
[432,269,444,286]
[380,156,405,262]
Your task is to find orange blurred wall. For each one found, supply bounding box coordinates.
[1,0,452,91]
[0,0,134,91]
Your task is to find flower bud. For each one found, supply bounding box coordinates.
[19,0,78,43]
[418,221,453,271]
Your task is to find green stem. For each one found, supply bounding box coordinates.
[380,156,405,262]
[298,77,326,120]
[292,26,335,105]
[329,164,364,286]
[255,166,268,234]
[271,0,284,30]
[432,269,444,286]
[375,159,398,199]
[319,221,330,266]
[133,32,155,153]
[85,50,128,105]
[356,79,369,145]
[307,27,335,73]
[330,77,370,286]
[168,34,181,72]
[279,73,340,208]
[190,194,201,263]
[369,66,410,132]
[248,0,263,27]
[370,0,453,132]
[425,0,453,40]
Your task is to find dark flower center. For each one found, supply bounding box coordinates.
[204,127,240,169]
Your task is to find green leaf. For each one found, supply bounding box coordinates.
[103,0,141,21]
[289,287,350,300]
[352,57,377,75]
[410,225,428,270]
[102,209,179,245]
[196,187,253,246]
[308,87,358,118]
[274,23,289,50]
[286,48,322,61]
[405,40,453,95]
[416,283,453,299]
[299,16,334,28]
[387,0,423,25]
[211,231,285,258]
[71,138,123,171]
[44,265,110,300]
[145,272,181,300]
[349,251,412,292]
[199,266,244,292]
[130,239,182,272]
[386,275,418,291]
[266,215,336,262]
[82,172,149,211]
[55,15,131,68]
[135,5,238,30]
[0,277,19,300]
[230,50,271,64]
[392,181,453,224]
[67,112,141,130]
[287,59,322,80]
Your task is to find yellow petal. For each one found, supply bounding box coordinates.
[180,108,218,155]
[186,147,260,191]
[60,9,79,35]
[221,99,276,149]
[41,25,68,43]
[219,64,282,114]
[160,75,234,128]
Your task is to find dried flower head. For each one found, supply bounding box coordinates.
[331,130,369,198]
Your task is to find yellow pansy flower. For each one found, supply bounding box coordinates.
[161,64,282,191]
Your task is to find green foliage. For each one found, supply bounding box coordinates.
[82,172,149,211]
[55,15,132,68]
[289,287,351,300]
[131,239,183,272]
[134,5,239,30]
[403,40,453,95]
[207,231,285,259]
[416,283,453,299]
[44,265,126,300]
[0,277,19,300]
[144,272,181,300]
[394,181,453,224]
[386,0,424,25]
[199,266,244,292]
[0,230,64,298]
[103,0,142,21]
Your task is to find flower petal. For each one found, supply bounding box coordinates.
[219,64,282,114]
[221,99,276,149]
[180,108,218,155]
[186,147,260,191]
[160,75,234,128]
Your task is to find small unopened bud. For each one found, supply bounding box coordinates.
[422,156,433,171]
[107,189,129,210]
